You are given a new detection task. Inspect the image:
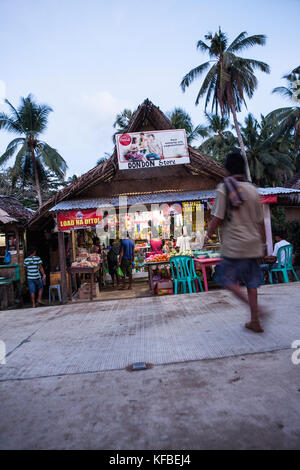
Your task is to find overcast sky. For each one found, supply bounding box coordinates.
[0,0,299,176]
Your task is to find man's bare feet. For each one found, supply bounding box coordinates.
[37,300,46,306]
[245,321,264,333]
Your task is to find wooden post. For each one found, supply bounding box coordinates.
[58,231,68,303]
[263,204,273,255]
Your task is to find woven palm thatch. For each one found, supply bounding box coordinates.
[28,99,226,228]
[285,172,300,190]
[0,196,33,225]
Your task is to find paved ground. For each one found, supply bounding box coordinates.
[0,283,300,449]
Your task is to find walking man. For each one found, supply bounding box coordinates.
[24,247,46,308]
[204,152,267,333]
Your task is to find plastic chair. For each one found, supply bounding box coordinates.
[170,256,204,294]
[49,284,62,303]
[169,256,189,294]
[185,257,204,293]
[270,245,299,284]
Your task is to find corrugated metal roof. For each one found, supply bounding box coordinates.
[49,187,300,211]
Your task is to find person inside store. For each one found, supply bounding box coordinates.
[118,233,135,290]
[92,237,101,253]
[99,225,110,249]
[150,237,163,254]
[24,247,46,308]
[107,238,121,288]
[176,226,191,253]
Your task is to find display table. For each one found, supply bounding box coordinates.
[193,257,222,292]
[144,261,170,293]
[68,265,100,301]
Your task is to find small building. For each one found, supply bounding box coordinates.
[28,99,300,303]
[0,195,33,286]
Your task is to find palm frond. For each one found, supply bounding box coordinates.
[228,34,267,53]
[272,86,293,100]
[194,64,218,105]
[180,61,212,92]
[196,39,210,54]
[0,137,25,166]
[38,143,68,177]
[0,113,23,134]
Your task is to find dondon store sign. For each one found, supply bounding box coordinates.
[116,129,190,170]
[57,209,102,231]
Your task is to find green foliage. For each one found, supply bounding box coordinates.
[198,113,238,162]
[266,65,300,151]
[271,206,286,228]
[0,167,66,210]
[271,207,300,264]
[166,108,208,145]
[0,94,67,206]
[241,113,294,186]
[285,221,300,264]
[112,109,134,144]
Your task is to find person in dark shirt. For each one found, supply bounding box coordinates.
[119,234,135,290]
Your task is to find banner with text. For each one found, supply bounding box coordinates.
[116,129,189,170]
[57,209,103,231]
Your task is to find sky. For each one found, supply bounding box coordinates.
[0,0,299,177]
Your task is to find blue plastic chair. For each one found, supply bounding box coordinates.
[49,284,62,303]
[170,256,204,294]
[170,256,189,294]
[185,257,204,293]
[270,245,299,284]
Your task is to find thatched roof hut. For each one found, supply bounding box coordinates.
[28,99,226,230]
[0,196,33,225]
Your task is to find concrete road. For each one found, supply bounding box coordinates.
[0,283,300,449]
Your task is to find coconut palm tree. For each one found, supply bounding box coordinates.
[0,94,67,207]
[180,28,270,181]
[199,114,237,162]
[112,109,134,143]
[166,107,208,145]
[266,65,300,150]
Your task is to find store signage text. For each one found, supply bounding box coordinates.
[116,129,190,170]
[57,209,103,231]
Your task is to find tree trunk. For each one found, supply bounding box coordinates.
[30,145,42,208]
[229,102,252,182]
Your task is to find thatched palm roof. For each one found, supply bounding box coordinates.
[0,195,33,225]
[285,172,300,190]
[28,99,226,228]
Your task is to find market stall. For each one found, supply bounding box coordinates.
[27,99,300,303]
[0,196,32,308]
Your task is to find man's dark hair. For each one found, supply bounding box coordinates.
[224,151,246,176]
[274,229,286,240]
[27,246,36,256]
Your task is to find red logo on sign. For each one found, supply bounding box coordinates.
[119,134,131,146]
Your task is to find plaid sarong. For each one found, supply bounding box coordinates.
[223,176,246,208]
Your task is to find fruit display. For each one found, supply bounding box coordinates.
[146,254,170,263]
[71,260,99,268]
